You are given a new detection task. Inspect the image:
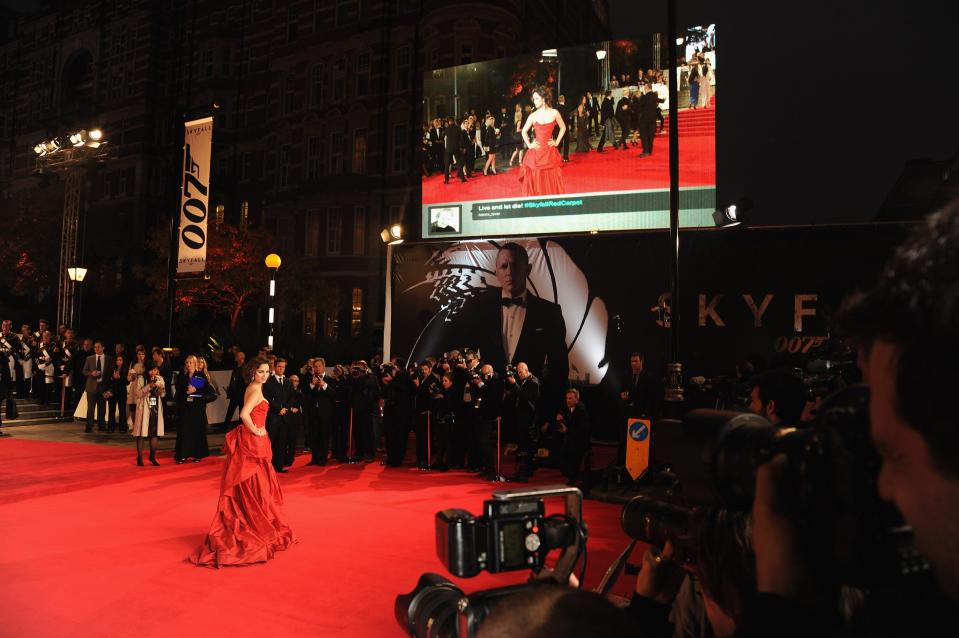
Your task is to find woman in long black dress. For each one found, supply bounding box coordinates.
[174,354,212,463]
[482,116,499,176]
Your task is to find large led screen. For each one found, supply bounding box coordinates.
[421,26,717,239]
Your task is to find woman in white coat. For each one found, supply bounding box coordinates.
[132,363,165,466]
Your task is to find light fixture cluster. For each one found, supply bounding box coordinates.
[33,128,105,156]
[380,224,404,245]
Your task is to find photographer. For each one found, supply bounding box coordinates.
[449,352,474,469]
[381,362,414,467]
[429,373,456,471]
[552,388,591,487]
[413,360,441,468]
[749,202,959,636]
[305,358,333,466]
[347,361,379,462]
[504,362,540,481]
[131,364,165,466]
[747,369,805,427]
[469,363,504,479]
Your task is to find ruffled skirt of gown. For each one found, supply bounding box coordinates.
[188,425,295,567]
[519,143,565,196]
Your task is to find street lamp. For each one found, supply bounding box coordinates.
[379,224,404,245]
[264,253,281,348]
[67,266,88,331]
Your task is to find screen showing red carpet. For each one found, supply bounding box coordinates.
[421,27,717,239]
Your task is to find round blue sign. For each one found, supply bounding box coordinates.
[629,421,649,442]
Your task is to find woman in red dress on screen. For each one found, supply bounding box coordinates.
[189,357,295,567]
[519,85,567,196]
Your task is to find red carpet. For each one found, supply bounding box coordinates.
[423,106,716,205]
[0,438,636,637]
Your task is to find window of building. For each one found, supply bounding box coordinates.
[117,170,127,196]
[308,136,321,179]
[395,46,411,90]
[241,153,251,181]
[330,131,343,175]
[326,207,341,255]
[204,50,214,77]
[391,124,408,173]
[310,64,323,107]
[304,306,316,336]
[333,58,346,102]
[221,49,231,75]
[240,200,249,227]
[324,306,339,340]
[305,209,321,256]
[215,203,225,227]
[279,145,291,188]
[287,6,298,43]
[314,0,334,31]
[355,52,370,97]
[337,0,359,25]
[353,206,365,255]
[352,129,367,174]
[351,288,363,337]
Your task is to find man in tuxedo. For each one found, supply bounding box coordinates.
[597,90,616,152]
[428,118,444,174]
[263,358,293,472]
[83,341,115,432]
[223,350,247,428]
[620,351,656,419]
[637,82,664,157]
[457,118,474,179]
[586,91,600,136]
[305,358,333,465]
[505,362,540,480]
[469,363,504,478]
[442,117,466,184]
[453,243,568,416]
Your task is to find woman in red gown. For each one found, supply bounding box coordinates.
[519,85,567,196]
[189,357,295,567]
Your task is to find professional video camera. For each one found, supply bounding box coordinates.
[395,486,586,638]
[640,385,928,588]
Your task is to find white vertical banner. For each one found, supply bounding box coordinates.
[177,116,214,275]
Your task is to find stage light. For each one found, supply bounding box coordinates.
[381,224,404,245]
[67,266,88,282]
[595,49,607,60]
[542,49,557,58]
[33,144,45,155]
[88,128,103,141]
[69,131,87,146]
[712,198,753,228]
[676,36,685,45]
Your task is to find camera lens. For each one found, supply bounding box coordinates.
[395,573,465,638]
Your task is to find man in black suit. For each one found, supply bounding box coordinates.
[72,338,93,410]
[586,91,599,136]
[597,90,616,151]
[453,243,568,415]
[428,118,444,174]
[505,362,540,480]
[442,117,466,184]
[223,350,247,428]
[305,358,334,465]
[82,341,115,432]
[620,351,656,419]
[263,358,292,472]
[468,363,504,478]
[637,82,664,157]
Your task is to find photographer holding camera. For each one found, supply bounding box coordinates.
[747,369,806,427]
[748,202,959,636]
[381,362,415,467]
[504,362,540,481]
[347,361,380,462]
[413,360,442,468]
[469,363,504,479]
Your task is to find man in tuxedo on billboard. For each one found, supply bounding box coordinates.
[457,243,568,414]
[442,117,466,184]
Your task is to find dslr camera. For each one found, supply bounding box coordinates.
[395,486,586,638]
[503,364,517,381]
[633,385,927,588]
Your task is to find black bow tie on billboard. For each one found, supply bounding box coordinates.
[501,297,526,308]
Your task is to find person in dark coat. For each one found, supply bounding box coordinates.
[262,358,292,472]
[174,355,212,463]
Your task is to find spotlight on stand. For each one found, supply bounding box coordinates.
[88,128,103,141]
[712,197,753,228]
[380,224,404,245]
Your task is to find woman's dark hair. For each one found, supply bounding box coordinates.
[531,85,552,107]
[243,356,271,384]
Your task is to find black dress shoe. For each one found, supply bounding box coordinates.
[149,457,160,466]
[192,458,201,463]
[175,458,184,464]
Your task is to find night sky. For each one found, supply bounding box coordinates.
[610,0,958,225]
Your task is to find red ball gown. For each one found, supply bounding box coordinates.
[519,120,565,196]
[189,399,295,567]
